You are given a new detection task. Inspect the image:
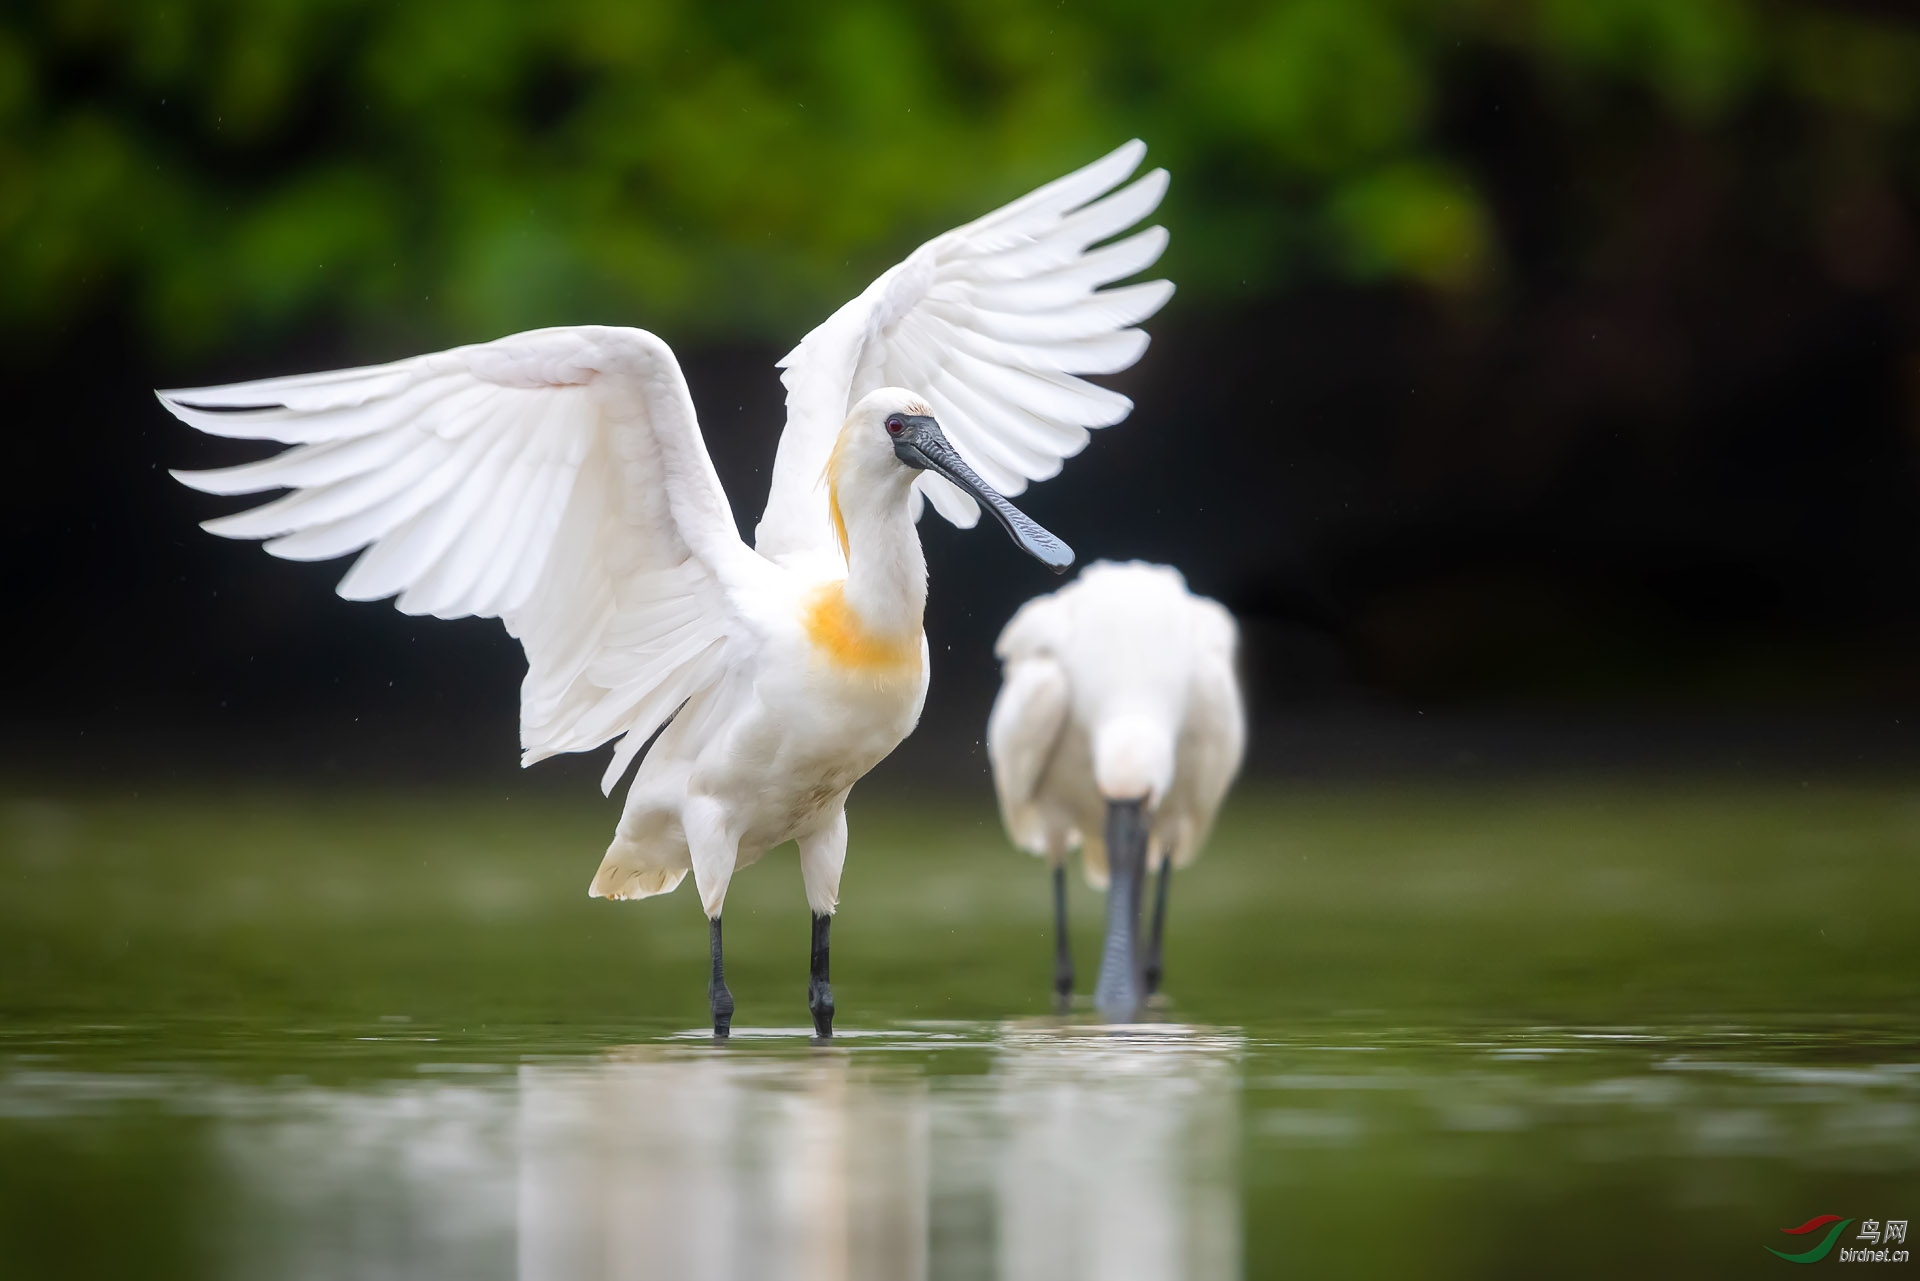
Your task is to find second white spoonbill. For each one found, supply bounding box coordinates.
[987,561,1246,1020]
[160,142,1171,1038]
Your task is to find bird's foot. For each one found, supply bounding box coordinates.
[808,978,835,1040]
[1143,963,1162,997]
[710,983,735,1040]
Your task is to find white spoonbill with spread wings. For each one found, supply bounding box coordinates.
[161,142,1171,1038]
[987,561,1246,1021]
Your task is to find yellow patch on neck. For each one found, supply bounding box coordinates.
[803,582,921,676]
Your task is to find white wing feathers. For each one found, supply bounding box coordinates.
[755,139,1172,565]
[162,326,753,791]
[986,655,1071,856]
[986,594,1073,855]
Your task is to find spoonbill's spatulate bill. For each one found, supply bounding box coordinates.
[987,561,1246,1021]
[161,142,1171,1038]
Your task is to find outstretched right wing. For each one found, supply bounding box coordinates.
[757,140,1171,568]
[162,325,763,791]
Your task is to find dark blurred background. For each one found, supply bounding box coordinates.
[7,0,1920,788]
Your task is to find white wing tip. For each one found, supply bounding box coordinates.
[198,510,260,540]
[155,385,277,412]
[170,467,224,494]
[335,581,394,605]
[1131,277,1176,312]
[1072,140,1150,203]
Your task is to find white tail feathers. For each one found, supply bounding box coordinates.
[588,861,687,901]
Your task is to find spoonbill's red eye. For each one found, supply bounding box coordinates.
[885,416,905,436]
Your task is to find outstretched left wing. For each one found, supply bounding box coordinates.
[756,140,1172,568]
[986,592,1073,857]
[162,325,762,791]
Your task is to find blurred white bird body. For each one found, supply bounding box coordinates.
[988,561,1245,1017]
[991,561,1245,881]
[161,141,1173,1036]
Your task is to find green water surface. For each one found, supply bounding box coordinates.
[2,781,1916,1278]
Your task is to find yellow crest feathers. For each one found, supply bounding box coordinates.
[822,420,857,562]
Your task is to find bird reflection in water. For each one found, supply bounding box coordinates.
[986,1026,1242,1281]
[519,1049,930,1281]
[214,1025,1243,1281]
[520,1025,1241,1281]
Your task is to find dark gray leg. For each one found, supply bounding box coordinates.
[1093,799,1148,1021]
[808,912,835,1039]
[1144,859,1172,997]
[709,916,734,1039]
[1052,864,1074,1007]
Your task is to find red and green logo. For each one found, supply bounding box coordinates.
[1768,1215,1853,1264]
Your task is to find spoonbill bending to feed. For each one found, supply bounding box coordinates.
[987,561,1246,1021]
[161,142,1171,1038]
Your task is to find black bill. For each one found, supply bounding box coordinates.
[1093,797,1149,1022]
[893,415,1074,573]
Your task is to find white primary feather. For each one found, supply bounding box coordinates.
[165,326,756,789]
[987,561,1245,883]
[755,140,1172,564]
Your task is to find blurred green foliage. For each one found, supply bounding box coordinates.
[3,0,1919,351]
